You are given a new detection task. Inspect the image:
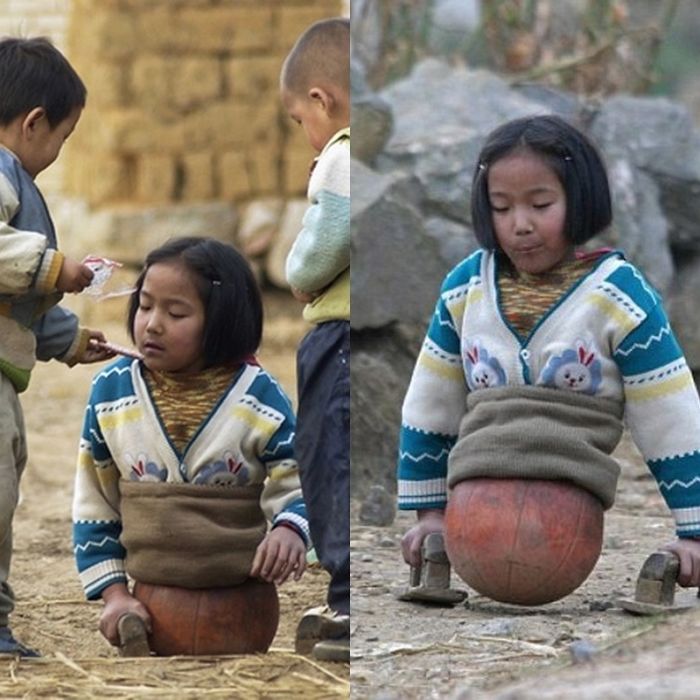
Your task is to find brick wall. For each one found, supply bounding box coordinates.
[63,0,343,208]
[0,0,70,195]
[0,0,347,272]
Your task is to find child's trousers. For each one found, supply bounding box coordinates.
[0,373,26,627]
[295,320,350,616]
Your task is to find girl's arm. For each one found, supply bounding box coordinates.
[614,290,700,586]
[98,582,151,647]
[72,392,128,600]
[397,278,468,512]
[249,375,310,584]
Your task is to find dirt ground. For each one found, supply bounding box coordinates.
[2,289,349,699]
[350,435,700,699]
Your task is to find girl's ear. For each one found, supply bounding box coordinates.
[308,86,334,114]
[21,107,47,139]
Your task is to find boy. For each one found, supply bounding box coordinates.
[0,36,113,656]
[280,18,350,662]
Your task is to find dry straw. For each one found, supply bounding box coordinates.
[0,650,349,699]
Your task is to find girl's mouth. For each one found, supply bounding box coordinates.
[142,342,165,354]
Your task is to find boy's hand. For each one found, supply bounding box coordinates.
[661,537,700,587]
[56,257,94,293]
[99,583,151,646]
[401,509,445,568]
[80,330,118,364]
[250,526,307,585]
[291,286,319,304]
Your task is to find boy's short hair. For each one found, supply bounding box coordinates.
[471,115,613,249]
[0,36,86,127]
[128,237,263,369]
[281,17,350,97]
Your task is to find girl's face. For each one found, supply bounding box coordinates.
[487,148,571,275]
[133,260,206,374]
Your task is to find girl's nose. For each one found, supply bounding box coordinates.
[513,208,533,235]
[146,313,163,333]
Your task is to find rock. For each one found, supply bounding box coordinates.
[350,325,424,500]
[351,57,700,500]
[237,198,284,258]
[352,94,393,166]
[568,638,598,664]
[359,485,396,526]
[265,199,306,289]
[351,160,445,329]
[667,252,700,369]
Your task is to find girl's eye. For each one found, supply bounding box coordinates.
[138,303,151,311]
[169,312,186,319]
[533,202,552,210]
[490,205,508,213]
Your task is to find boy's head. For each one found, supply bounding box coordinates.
[0,37,86,177]
[280,17,349,152]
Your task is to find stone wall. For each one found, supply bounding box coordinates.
[0,1,345,273]
[64,0,342,210]
[0,0,71,196]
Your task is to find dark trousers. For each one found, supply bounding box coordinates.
[295,320,350,616]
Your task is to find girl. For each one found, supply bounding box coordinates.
[398,115,700,589]
[72,237,309,649]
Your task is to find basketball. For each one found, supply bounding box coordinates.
[133,579,279,655]
[444,478,603,605]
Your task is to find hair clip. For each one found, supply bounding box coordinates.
[212,279,222,286]
[563,155,572,161]
[478,162,487,171]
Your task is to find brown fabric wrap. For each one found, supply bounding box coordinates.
[447,385,624,509]
[119,480,266,588]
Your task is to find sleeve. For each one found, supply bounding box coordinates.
[257,381,310,547]
[614,300,700,538]
[0,171,62,295]
[285,141,350,293]
[72,386,127,600]
[32,305,88,364]
[397,274,468,511]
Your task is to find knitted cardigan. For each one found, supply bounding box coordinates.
[397,249,700,538]
[73,357,309,599]
[285,127,350,324]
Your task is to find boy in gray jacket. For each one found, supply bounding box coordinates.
[0,36,113,656]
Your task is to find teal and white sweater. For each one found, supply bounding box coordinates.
[286,127,350,324]
[397,249,700,538]
[73,357,309,599]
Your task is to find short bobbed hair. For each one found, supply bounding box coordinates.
[0,37,86,127]
[127,237,263,369]
[471,115,612,250]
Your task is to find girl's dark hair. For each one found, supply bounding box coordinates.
[127,237,263,369]
[471,115,612,249]
[0,37,87,127]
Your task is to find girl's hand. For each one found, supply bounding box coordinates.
[401,509,445,568]
[661,537,700,587]
[250,526,307,585]
[99,583,151,646]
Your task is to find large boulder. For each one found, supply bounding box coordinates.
[351,59,700,501]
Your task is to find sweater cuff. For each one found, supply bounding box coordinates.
[61,326,90,367]
[35,249,64,294]
[273,513,311,549]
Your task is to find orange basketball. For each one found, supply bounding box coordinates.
[444,478,603,605]
[133,579,279,655]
